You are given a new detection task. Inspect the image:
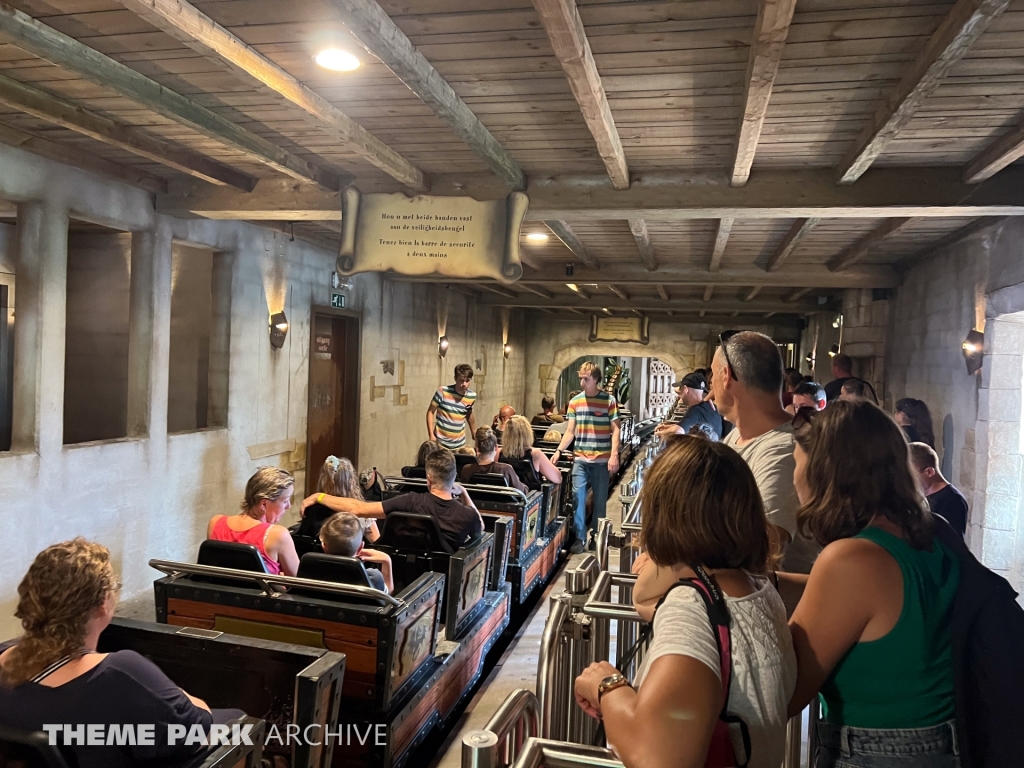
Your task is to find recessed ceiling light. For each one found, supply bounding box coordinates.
[566,283,580,292]
[315,48,361,72]
[526,232,549,243]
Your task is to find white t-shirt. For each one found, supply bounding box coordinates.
[634,578,796,768]
[723,422,819,573]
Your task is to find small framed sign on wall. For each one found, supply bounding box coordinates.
[589,315,650,344]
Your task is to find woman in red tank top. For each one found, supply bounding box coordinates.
[207,467,300,577]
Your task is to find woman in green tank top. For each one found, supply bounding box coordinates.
[786,401,961,768]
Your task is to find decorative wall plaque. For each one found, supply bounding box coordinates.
[589,315,650,344]
[337,188,529,283]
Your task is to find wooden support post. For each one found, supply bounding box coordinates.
[743,286,761,302]
[703,285,714,302]
[963,122,1024,184]
[657,285,670,301]
[836,0,1011,183]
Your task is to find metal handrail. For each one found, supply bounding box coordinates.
[581,571,641,622]
[563,555,599,595]
[384,476,531,504]
[536,595,570,739]
[594,518,611,572]
[509,738,623,768]
[620,497,641,533]
[147,559,403,607]
[462,689,541,768]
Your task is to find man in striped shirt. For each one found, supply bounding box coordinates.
[427,363,478,450]
[553,361,620,554]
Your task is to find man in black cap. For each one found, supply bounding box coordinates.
[655,372,724,440]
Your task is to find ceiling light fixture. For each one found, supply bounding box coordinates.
[315,48,361,72]
[566,283,580,293]
[526,232,549,243]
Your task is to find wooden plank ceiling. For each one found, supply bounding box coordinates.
[0,0,1023,319]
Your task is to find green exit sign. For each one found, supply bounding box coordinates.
[331,292,346,309]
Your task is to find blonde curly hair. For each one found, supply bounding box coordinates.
[1,538,118,688]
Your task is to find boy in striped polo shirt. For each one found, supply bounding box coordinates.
[427,363,477,450]
[553,361,620,554]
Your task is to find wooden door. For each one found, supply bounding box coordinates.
[306,311,360,495]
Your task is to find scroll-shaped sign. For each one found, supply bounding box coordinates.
[337,188,529,283]
[589,315,650,345]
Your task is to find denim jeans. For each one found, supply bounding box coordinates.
[571,459,609,541]
[815,720,961,768]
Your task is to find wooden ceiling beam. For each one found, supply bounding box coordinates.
[896,216,1007,271]
[158,167,1024,222]
[731,0,798,186]
[743,286,762,302]
[709,217,734,271]
[474,296,824,314]
[325,0,523,190]
[836,0,1011,184]
[703,285,714,302]
[0,72,254,191]
[827,218,915,272]
[608,285,630,301]
[117,0,423,191]
[963,122,1024,184]
[0,119,166,194]
[765,217,820,272]
[545,220,599,269]
[0,2,345,190]
[519,283,553,299]
[531,0,629,190]
[479,283,520,300]
[783,287,814,302]
[567,284,592,300]
[627,216,658,271]
[657,284,670,301]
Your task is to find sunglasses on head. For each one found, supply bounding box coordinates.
[718,330,745,381]
[792,405,819,432]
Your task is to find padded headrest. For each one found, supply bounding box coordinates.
[197,540,268,573]
[470,472,510,488]
[401,465,427,479]
[297,553,372,589]
[0,725,72,768]
[379,512,453,554]
[505,458,543,491]
[454,454,478,471]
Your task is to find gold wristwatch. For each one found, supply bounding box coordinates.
[597,672,631,701]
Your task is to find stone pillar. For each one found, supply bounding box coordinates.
[126,230,156,437]
[12,202,68,455]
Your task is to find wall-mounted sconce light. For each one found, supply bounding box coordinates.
[269,311,288,349]
[828,343,840,357]
[438,335,449,358]
[962,329,984,375]
[503,343,512,359]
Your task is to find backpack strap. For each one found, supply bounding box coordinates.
[648,567,751,767]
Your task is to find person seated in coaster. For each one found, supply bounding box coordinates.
[415,440,441,467]
[0,539,246,768]
[499,415,563,486]
[531,395,564,426]
[297,456,379,544]
[461,427,528,491]
[318,512,394,593]
[301,448,483,551]
[208,467,300,576]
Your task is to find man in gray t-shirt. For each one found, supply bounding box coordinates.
[713,331,819,573]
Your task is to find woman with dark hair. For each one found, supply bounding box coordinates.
[575,436,796,768]
[787,401,960,768]
[895,397,935,447]
[415,440,441,467]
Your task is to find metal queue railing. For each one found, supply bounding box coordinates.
[467,435,821,768]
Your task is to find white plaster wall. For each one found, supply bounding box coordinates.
[356,279,526,474]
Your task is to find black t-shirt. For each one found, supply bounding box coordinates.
[823,376,852,402]
[928,484,968,537]
[0,650,229,768]
[676,401,724,440]
[382,492,482,549]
